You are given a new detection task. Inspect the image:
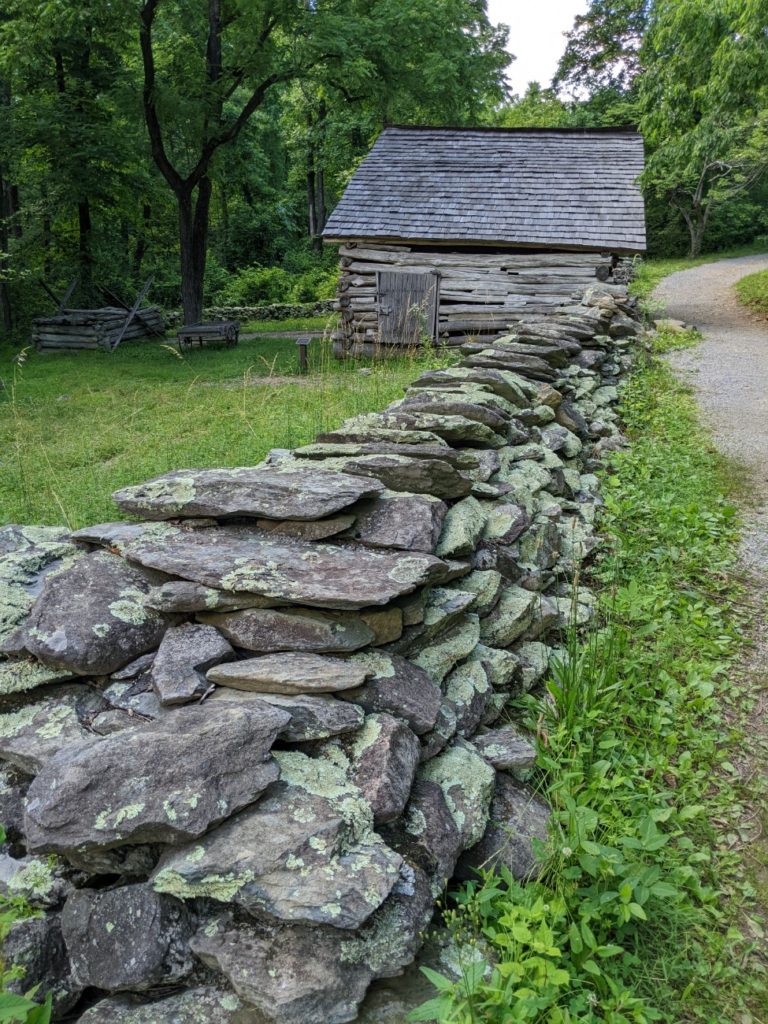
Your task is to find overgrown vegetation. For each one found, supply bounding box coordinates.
[735,268,768,318]
[0,333,454,528]
[419,343,768,1022]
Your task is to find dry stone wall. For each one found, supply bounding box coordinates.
[0,284,643,1024]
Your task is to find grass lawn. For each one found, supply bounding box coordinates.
[0,330,451,530]
[735,268,768,317]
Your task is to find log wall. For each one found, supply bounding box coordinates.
[333,243,613,355]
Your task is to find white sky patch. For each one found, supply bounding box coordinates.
[488,0,590,96]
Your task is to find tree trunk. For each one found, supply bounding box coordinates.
[78,198,93,299]
[178,178,212,325]
[0,176,12,335]
[313,166,325,253]
[132,203,151,277]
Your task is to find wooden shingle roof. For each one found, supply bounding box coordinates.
[323,126,646,253]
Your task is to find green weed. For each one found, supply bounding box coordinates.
[421,358,766,1023]
[735,269,768,318]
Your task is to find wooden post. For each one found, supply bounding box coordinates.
[296,336,311,373]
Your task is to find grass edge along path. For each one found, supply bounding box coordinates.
[416,339,768,1023]
[735,269,768,319]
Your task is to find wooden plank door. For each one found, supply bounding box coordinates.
[377,270,439,346]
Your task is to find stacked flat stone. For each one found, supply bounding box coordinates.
[0,285,643,1024]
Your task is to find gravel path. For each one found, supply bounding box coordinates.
[655,254,768,489]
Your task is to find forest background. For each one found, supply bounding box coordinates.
[0,0,766,335]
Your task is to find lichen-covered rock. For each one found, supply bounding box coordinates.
[379,779,462,892]
[447,570,503,617]
[389,587,476,656]
[291,452,473,500]
[112,466,383,521]
[472,725,537,776]
[211,688,364,741]
[332,411,505,451]
[342,492,447,553]
[2,551,167,676]
[190,916,374,1024]
[208,652,369,694]
[469,644,520,691]
[154,750,402,930]
[456,776,551,881]
[24,704,289,857]
[340,652,441,736]
[144,580,278,614]
[0,688,106,774]
[84,523,449,610]
[150,623,235,705]
[340,713,420,824]
[395,390,511,433]
[76,987,257,1024]
[410,614,480,684]
[418,739,495,848]
[418,701,458,762]
[0,525,81,648]
[62,884,194,990]
[254,513,357,541]
[479,586,538,647]
[443,661,491,738]
[516,641,551,690]
[198,606,375,654]
[0,764,29,843]
[4,913,81,1015]
[408,366,534,407]
[435,496,488,558]
[0,657,75,697]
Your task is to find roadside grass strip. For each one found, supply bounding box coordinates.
[417,347,768,1023]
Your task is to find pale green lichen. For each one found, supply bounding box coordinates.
[419,741,495,846]
[186,846,206,864]
[91,623,110,639]
[109,587,151,626]
[163,800,178,822]
[8,858,56,901]
[348,650,395,679]
[128,475,197,512]
[0,659,72,696]
[94,803,145,831]
[153,867,255,902]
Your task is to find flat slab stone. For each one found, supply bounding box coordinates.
[340,652,441,735]
[199,607,375,654]
[0,658,75,697]
[290,453,473,501]
[62,883,194,991]
[2,551,167,676]
[190,917,373,1024]
[208,652,369,694]
[254,514,356,541]
[144,580,277,613]
[112,467,383,521]
[24,704,289,856]
[408,367,535,406]
[211,688,364,741]
[154,749,402,930]
[85,523,448,611]
[151,623,235,705]
[76,988,256,1024]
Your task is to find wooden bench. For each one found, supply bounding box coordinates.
[177,321,240,352]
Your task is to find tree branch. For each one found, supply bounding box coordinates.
[140,0,184,193]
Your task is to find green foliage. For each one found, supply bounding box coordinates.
[422,355,768,1022]
[213,261,337,306]
[735,267,768,317]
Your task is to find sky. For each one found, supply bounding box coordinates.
[487,0,589,96]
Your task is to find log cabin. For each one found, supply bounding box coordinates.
[322,126,646,355]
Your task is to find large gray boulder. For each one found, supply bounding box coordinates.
[112,466,383,520]
[62,884,194,991]
[150,622,235,705]
[2,551,167,676]
[80,523,449,610]
[24,704,289,856]
[153,750,402,930]
[336,713,421,824]
[190,916,374,1024]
